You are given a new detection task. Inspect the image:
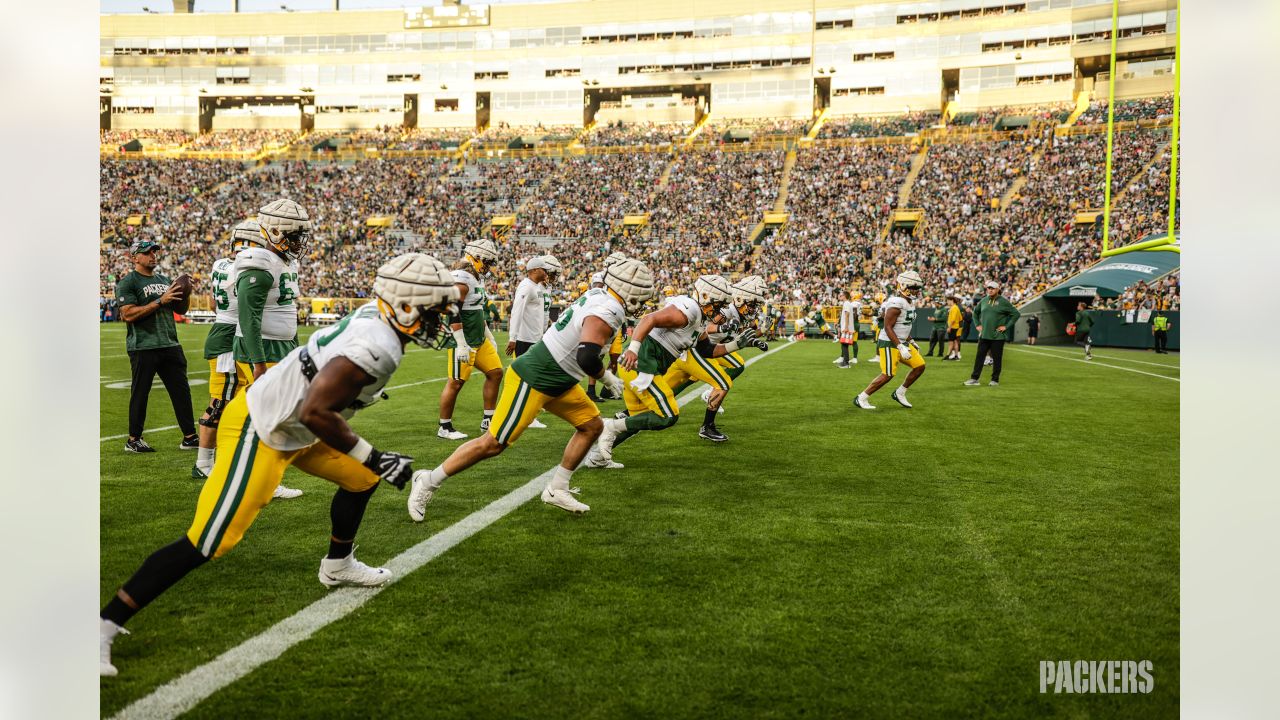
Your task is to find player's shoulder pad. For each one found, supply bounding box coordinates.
[336,321,402,379]
[451,268,477,285]
[234,247,279,273]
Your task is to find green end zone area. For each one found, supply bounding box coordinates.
[101,326,1178,718]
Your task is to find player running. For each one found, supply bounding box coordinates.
[585,275,760,467]
[191,219,260,479]
[437,238,503,440]
[507,255,561,428]
[232,199,310,499]
[408,258,655,517]
[586,251,628,403]
[854,270,926,410]
[100,253,461,677]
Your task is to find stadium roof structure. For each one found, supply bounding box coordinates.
[1044,245,1179,299]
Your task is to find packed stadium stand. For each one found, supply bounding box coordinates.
[100,0,1179,313]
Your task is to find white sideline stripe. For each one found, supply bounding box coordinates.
[98,377,449,442]
[1009,348,1179,382]
[108,342,793,720]
[1015,344,1179,369]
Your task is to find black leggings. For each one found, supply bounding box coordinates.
[128,345,196,439]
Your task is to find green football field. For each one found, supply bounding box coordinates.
[99,324,1179,719]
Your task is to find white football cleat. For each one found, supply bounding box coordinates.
[581,447,624,469]
[479,417,492,433]
[528,418,547,429]
[850,357,858,364]
[437,426,467,440]
[832,357,844,365]
[407,470,434,523]
[100,619,127,677]
[541,485,590,514]
[983,356,994,366]
[963,379,981,386]
[854,394,876,410]
[318,551,392,588]
[596,420,620,462]
[700,387,712,404]
[892,387,913,408]
[272,484,302,500]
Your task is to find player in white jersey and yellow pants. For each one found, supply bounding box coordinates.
[409,258,655,516]
[506,254,561,429]
[438,238,503,440]
[855,271,926,410]
[100,253,461,677]
[192,220,261,479]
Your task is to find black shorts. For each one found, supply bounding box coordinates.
[514,340,536,357]
[1027,329,1039,338]
[1075,331,1090,344]
[946,329,959,341]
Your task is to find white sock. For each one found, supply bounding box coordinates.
[857,392,868,401]
[897,385,908,395]
[439,417,453,426]
[482,410,494,419]
[604,417,624,433]
[427,465,450,490]
[197,447,215,472]
[550,465,574,491]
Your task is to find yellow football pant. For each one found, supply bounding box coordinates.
[618,366,680,418]
[185,393,378,559]
[233,360,278,394]
[208,358,240,404]
[447,338,502,382]
[877,341,926,379]
[663,350,732,392]
[488,366,600,445]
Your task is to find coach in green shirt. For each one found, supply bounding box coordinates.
[114,239,198,454]
[964,280,1020,386]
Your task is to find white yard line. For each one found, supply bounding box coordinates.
[1008,347,1179,382]
[1013,344,1179,369]
[107,342,793,720]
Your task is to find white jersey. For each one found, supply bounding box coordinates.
[508,276,549,344]
[246,302,403,451]
[211,257,238,326]
[877,295,917,343]
[538,287,626,381]
[452,267,486,312]
[649,296,706,357]
[840,301,858,331]
[233,247,299,341]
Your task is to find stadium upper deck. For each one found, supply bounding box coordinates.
[101,0,1176,133]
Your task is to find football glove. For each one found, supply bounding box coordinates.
[752,338,769,352]
[732,327,759,347]
[600,370,624,399]
[363,448,414,490]
[450,328,473,364]
[897,343,913,361]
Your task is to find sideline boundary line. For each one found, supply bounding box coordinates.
[107,342,793,720]
[1013,344,1179,369]
[1009,347,1179,382]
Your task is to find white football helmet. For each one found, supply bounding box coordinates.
[231,219,264,251]
[590,271,605,288]
[604,258,655,317]
[373,253,462,348]
[897,270,923,298]
[257,198,312,262]
[463,238,499,274]
[539,254,562,281]
[603,251,627,270]
[693,275,734,314]
[730,275,768,319]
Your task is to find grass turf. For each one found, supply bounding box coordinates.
[100,325,1178,718]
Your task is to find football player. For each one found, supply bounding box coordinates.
[409,258,654,517]
[506,254,560,429]
[584,275,759,468]
[438,238,503,440]
[100,253,461,677]
[191,220,261,479]
[233,199,310,499]
[674,274,770,442]
[855,271,925,410]
[835,289,861,367]
[587,251,628,403]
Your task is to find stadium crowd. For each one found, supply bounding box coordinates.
[1077,94,1175,124]
[586,120,692,146]
[819,111,938,138]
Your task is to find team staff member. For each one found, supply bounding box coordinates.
[438,238,503,440]
[964,280,1020,387]
[1025,314,1040,345]
[1152,310,1172,354]
[835,290,860,367]
[100,253,461,677]
[925,299,948,357]
[945,296,963,360]
[115,239,198,454]
[506,254,561,429]
[1074,301,1095,360]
